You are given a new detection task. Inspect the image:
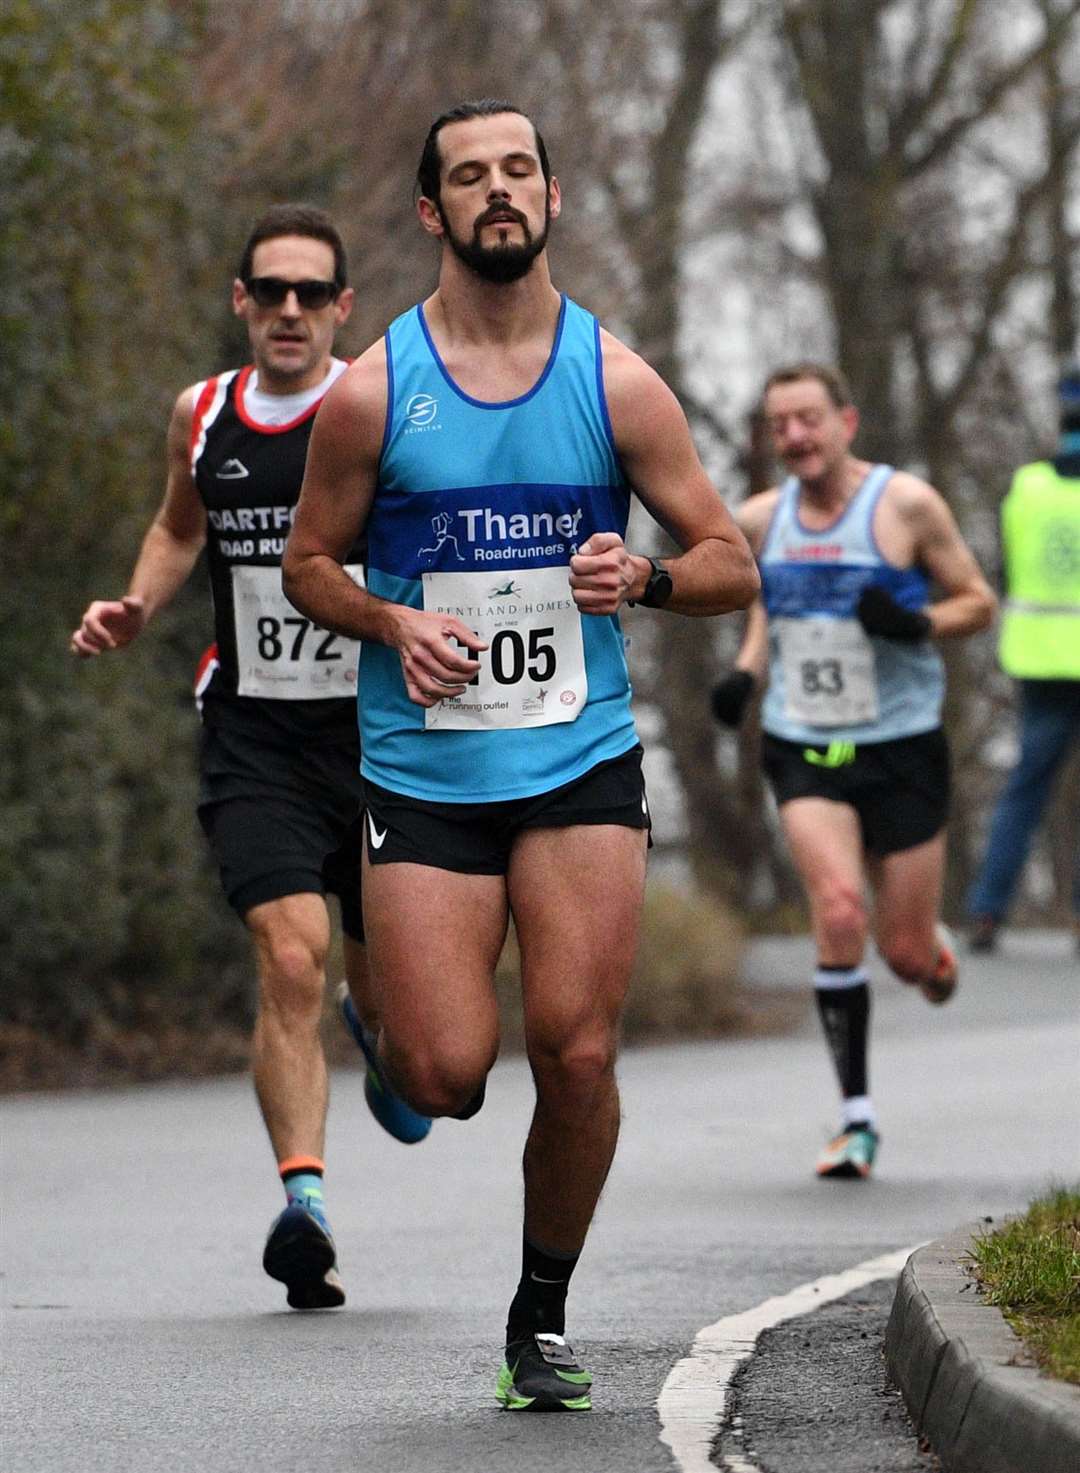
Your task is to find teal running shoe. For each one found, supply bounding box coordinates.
[262,1201,345,1309]
[496,1332,593,1412]
[815,1125,879,1179]
[336,983,432,1144]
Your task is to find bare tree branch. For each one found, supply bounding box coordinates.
[901,0,1080,180]
[935,126,1080,422]
[889,0,982,156]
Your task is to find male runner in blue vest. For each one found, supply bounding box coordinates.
[71,205,429,1314]
[711,362,995,1179]
[283,100,759,1410]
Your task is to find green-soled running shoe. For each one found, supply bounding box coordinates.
[815,1125,879,1179]
[496,1331,593,1412]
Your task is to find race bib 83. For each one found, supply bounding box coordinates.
[776,615,879,727]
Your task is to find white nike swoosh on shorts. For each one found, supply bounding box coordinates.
[368,814,388,850]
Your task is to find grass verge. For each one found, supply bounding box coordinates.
[970,1185,1080,1386]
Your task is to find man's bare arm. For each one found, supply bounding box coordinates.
[282,352,388,639]
[705,492,779,727]
[283,348,487,706]
[901,475,997,638]
[570,335,759,617]
[71,389,206,656]
[728,493,779,682]
[733,597,769,682]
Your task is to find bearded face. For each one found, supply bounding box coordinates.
[443,194,552,284]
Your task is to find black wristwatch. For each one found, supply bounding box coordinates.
[628,555,673,609]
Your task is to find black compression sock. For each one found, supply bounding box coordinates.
[506,1235,581,1340]
[814,965,870,1099]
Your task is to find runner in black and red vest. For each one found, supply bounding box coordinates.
[71,204,430,1313]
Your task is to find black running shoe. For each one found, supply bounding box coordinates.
[495,1331,593,1411]
[262,1202,344,1310]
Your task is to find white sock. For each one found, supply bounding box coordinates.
[841,1095,876,1130]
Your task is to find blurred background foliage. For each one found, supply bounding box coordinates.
[2,0,1077,1077]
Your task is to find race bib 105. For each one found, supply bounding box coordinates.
[422,566,587,730]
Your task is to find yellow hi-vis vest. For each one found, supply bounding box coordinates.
[998,460,1080,679]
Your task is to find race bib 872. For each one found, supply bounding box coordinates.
[232,564,363,700]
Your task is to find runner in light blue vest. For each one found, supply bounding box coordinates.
[710,361,994,1183]
[283,100,758,1412]
[758,463,945,746]
[362,292,638,802]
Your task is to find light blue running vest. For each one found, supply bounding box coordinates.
[760,466,944,744]
[360,295,639,801]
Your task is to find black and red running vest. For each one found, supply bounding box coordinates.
[189,362,365,743]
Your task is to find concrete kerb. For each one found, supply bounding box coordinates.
[886,1224,1080,1473]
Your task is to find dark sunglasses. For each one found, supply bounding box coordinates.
[244,277,341,310]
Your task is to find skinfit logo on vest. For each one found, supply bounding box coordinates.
[404,393,440,433]
[417,505,585,565]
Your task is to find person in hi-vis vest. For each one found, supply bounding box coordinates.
[966,364,1080,953]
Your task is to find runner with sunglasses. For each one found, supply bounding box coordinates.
[71,204,430,1312]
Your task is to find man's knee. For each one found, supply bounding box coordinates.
[254,931,327,1020]
[527,1021,619,1099]
[385,1038,496,1119]
[879,932,936,982]
[814,882,868,953]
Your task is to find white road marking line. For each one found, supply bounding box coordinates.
[656,1244,921,1473]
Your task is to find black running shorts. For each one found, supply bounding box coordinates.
[761,727,950,856]
[361,744,651,875]
[197,720,365,939]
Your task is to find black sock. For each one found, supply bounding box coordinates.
[814,966,870,1099]
[506,1235,581,1342]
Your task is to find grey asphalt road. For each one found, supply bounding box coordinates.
[3,930,1077,1473]
[726,1278,937,1473]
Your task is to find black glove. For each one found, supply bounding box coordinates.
[710,669,755,727]
[856,586,932,641]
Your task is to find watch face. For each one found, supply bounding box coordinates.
[645,562,673,606]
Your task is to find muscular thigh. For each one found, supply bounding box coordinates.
[867,831,946,944]
[508,824,647,1040]
[779,798,866,905]
[360,850,508,1052]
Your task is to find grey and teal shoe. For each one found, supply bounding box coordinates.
[496,1331,593,1412]
[336,982,432,1144]
[815,1125,879,1179]
[262,1201,345,1309]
